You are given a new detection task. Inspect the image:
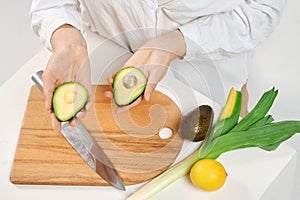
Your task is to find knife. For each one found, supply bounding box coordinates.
[31,70,125,191]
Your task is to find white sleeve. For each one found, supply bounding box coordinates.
[179,0,286,60]
[30,0,86,51]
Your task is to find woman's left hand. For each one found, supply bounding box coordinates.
[106,29,186,111]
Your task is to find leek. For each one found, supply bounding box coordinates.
[127,87,300,200]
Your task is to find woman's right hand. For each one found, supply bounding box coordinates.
[43,24,92,130]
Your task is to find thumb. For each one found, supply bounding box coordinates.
[144,83,156,102]
[42,74,55,111]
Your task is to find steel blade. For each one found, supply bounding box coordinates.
[72,120,125,190]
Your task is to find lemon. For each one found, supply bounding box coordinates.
[189,159,227,191]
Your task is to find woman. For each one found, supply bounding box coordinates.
[30,0,286,130]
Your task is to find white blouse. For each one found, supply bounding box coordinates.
[30,0,286,104]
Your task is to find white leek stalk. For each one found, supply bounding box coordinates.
[127,151,199,200]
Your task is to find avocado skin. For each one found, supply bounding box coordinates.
[180,105,214,141]
[52,82,88,122]
[113,66,147,107]
[114,92,141,107]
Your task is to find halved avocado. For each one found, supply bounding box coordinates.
[113,66,147,106]
[52,82,88,122]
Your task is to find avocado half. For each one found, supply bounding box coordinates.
[113,66,147,106]
[52,82,88,122]
[180,105,214,141]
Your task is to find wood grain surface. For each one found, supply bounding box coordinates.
[10,85,183,186]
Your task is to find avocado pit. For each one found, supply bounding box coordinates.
[123,73,137,89]
[63,90,77,104]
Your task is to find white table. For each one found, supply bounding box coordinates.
[0,30,297,200]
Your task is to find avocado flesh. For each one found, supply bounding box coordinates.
[52,82,88,122]
[113,67,147,106]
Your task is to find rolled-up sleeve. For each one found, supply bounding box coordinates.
[30,0,86,51]
[179,0,286,60]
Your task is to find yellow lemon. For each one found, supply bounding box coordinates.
[190,159,227,191]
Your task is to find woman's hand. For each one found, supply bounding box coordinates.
[106,29,186,111]
[43,24,92,130]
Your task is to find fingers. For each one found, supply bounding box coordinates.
[69,89,93,127]
[43,66,60,130]
[49,112,61,131]
[76,109,87,119]
[69,118,77,127]
[143,65,166,102]
[144,83,156,102]
[107,77,114,87]
[80,79,93,114]
[104,90,113,99]
[42,71,56,111]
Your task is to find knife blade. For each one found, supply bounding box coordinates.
[31,70,125,191]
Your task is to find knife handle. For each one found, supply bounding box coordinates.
[31,70,44,91]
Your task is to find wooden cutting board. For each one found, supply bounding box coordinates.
[10,85,183,186]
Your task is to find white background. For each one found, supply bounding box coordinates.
[0,0,41,86]
[1,0,300,199]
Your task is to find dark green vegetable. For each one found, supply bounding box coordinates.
[200,87,298,160]
[248,115,274,129]
[231,87,278,132]
[260,142,282,151]
[203,121,300,159]
[200,88,242,157]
